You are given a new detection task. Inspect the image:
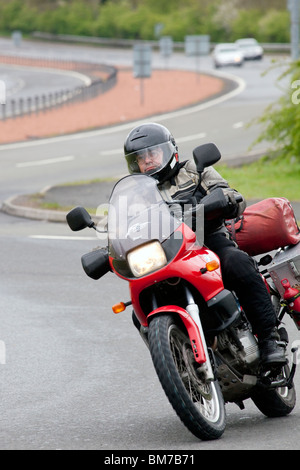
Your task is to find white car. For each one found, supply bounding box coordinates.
[235,38,264,60]
[212,43,244,68]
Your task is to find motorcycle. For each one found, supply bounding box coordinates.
[66,143,298,441]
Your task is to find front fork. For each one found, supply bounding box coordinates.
[183,286,215,382]
[144,285,215,382]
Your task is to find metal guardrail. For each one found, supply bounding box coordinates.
[31,32,292,54]
[0,55,117,120]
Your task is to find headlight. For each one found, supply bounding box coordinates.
[127,241,167,277]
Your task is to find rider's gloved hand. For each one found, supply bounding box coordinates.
[222,188,246,219]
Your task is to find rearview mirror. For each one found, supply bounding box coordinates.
[81,248,110,279]
[193,143,221,173]
[66,206,95,231]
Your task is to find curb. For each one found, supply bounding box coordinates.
[1,195,69,223]
[1,194,106,223]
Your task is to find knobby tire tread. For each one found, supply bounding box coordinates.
[148,315,225,441]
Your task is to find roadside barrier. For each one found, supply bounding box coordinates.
[0,55,117,120]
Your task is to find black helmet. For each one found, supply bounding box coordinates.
[124,123,178,183]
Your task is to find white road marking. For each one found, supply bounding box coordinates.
[100,133,207,156]
[233,121,244,129]
[100,148,123,156]
[29,235,96,240]
[1,63,92,86]
[16,155,74,168]
[176,132,206,143]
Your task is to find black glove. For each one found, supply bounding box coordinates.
[225,191,239,218]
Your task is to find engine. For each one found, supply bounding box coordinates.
[217,322,260,370]
[215,322,260,403]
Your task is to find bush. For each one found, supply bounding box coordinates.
[0,0,293,43]
[257,9,290,43]
[36,1,96,36]
[91,3,121,38]
[255,60,300,164]
[231,9,262,40]
[0,0,38,33]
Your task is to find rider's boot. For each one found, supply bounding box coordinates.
[258,328,287,367]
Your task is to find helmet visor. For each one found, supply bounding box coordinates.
[125,141,174,176]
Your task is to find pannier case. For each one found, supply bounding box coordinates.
[267,243,300,297]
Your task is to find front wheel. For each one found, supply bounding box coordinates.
[148,314,226,440]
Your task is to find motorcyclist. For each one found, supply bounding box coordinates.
[124,122,286,368]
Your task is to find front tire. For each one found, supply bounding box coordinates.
[148,314,226,440]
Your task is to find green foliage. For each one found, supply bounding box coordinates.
[0,0,292,42]
[36,1,97,36]
[257,9,290,43]
[255,60,300,165]
[216,156,300,201]
[231,9,262,40]
[0,0,38,33]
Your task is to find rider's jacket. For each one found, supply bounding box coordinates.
[158,160,246,233]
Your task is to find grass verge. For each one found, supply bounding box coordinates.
[216,154,300,201]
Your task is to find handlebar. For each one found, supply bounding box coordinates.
[166,189,243,221]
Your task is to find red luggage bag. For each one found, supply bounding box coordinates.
[226,198,300,256]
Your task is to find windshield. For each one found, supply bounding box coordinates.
[239,43,256,48]
[219,47,238,53]
[108,174,181,262]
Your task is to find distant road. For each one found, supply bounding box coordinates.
[0,37,288,203]
[0,63,91,117]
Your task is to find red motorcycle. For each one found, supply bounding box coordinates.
[66,144,298,441]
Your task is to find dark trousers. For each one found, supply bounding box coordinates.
[204,230,277,339]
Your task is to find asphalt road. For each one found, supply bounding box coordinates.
[0,63,90,117]
[0,211,299,450]
[0,39,299,451]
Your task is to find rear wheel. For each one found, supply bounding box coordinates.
[148,314,226,440]
[251,364,296,417]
